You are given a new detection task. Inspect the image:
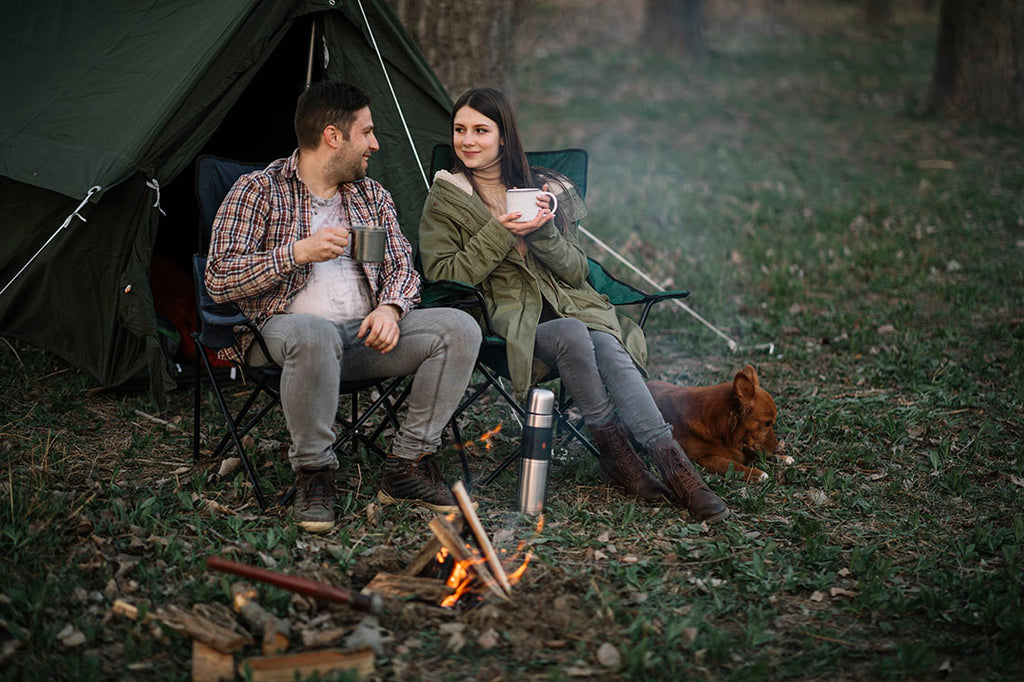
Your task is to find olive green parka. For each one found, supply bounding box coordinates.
[418,170,648,401]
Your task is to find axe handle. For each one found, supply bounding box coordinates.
[206,556,381,614]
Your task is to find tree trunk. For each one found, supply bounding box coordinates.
[926,0,1024,127]
[387,0,516,100]
[864,0,893,26]
[642,0,707,58]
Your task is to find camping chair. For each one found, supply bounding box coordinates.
[425,146,692,487]
[191,155,412,510]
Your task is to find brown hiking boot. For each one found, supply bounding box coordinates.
[590,418,669,502]
[377,455,459,513]
[293,467,337,533]
[647,438,730,523]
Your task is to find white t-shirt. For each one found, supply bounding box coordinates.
[286,192,374,322]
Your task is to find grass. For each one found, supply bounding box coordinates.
[3,2,1024,680]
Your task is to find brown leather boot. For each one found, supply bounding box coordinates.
[590,418,669,502]
[647,438,730,523]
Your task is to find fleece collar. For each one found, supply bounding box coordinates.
[433,169,473,195]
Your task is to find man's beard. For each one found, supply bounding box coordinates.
[327,149,366,185]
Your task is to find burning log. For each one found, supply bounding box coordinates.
[231,583,291,655]
[404,515,463,577]
[428,515,509,602]
[206,556,383,614]
[362,573,454,603]
[452,481,512,596]
[403,536,445,577]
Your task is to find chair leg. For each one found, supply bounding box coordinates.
[552,407,601,458]
[210,381,276,460]
[448,418,474,489]
[192,335,202,463]
[332,376,411,459]
[197,345,269,511]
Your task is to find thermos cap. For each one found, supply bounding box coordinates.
[525,388,555,427]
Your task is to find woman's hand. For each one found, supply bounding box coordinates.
[499,184,555,237]
[498,208,553,237]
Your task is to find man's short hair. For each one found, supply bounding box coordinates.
[294,82,371,149]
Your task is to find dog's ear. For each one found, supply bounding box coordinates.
[734,367,758,404]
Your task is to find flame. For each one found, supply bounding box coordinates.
[478,423,502,449]
[457,423,503,453]
[439,555,489,608]
[433,514,545,607]
[506,551,534,584]
[439,558,474,607]
[505,514,545,586]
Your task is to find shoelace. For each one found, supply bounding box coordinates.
[301,471,335,509]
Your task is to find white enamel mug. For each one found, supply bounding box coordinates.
[506,188,558,223]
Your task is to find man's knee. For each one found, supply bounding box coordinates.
[278,315,341,361]
[445,309,482,349]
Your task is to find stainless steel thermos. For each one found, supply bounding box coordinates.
[516,388,555,515]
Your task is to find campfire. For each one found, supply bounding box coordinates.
[161,481,537,680]
[364,481,539,609]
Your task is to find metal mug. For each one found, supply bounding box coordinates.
[350,224,386,263]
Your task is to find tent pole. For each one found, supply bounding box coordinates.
[305,22,316,88]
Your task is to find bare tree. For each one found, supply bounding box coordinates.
[387,0,516,99]
[642,0,707,58]
[864,0,893,26]
[926,0,1024,127]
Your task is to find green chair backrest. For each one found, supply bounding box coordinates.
[430,145,588,198]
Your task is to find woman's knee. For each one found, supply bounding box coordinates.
[547,318,594,358]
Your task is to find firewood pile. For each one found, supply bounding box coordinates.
[107,482,535,680]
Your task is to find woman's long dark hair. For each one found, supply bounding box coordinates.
[449,88,533,190]
[449,87,573,233]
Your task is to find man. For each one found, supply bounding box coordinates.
[206,82,481,532]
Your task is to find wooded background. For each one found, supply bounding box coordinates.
[387,0,1024,127]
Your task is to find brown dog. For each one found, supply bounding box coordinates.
[647,366,791,482]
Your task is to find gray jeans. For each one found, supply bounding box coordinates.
[248,308,481,470]
[533,318,672,449]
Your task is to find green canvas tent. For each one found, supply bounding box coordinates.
[0,0,452,404]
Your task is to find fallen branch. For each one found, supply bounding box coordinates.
[133,409,181,432]
[155,604,252,653]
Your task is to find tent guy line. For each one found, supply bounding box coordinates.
[578,226,774,355]
[357,0,430,191]
[0,185,102,300]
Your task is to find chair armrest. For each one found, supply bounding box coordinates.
[420,278,497,335]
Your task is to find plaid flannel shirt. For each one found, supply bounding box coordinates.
[205,150,421,364]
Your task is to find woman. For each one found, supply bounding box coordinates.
[419,88,729,523]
